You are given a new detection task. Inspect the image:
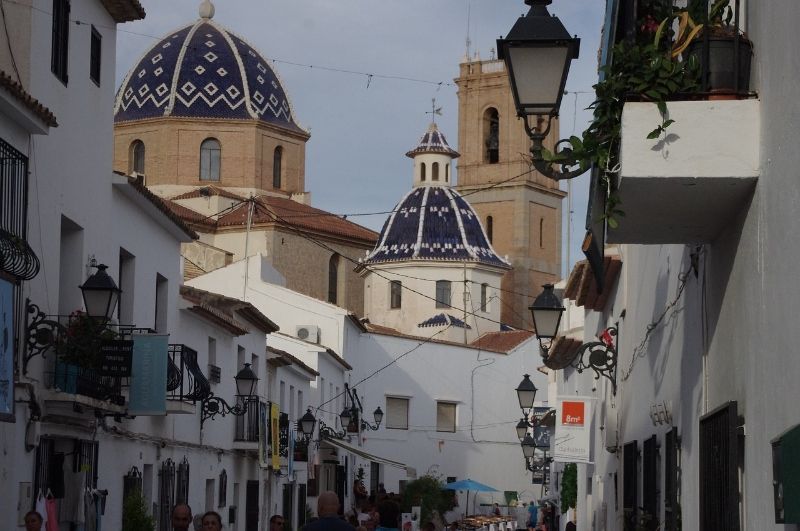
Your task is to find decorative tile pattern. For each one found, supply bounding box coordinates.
[364,186,509,268]
[114,21,302,131]
[405,123,460,158]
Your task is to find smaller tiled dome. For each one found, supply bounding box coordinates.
[364,186,510,268]
[405,123,460,159]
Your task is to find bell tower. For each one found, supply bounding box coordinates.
[454,56,565,330]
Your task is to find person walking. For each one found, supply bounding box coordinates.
[270,514,286,531]
[201,511,223,531]
[302,491,355,531]
[24,511,44,531]
[172,504,193,531]
[527,501,538,531]
[515,502,529,530]
[375,499,401,531]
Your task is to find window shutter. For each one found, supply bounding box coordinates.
[664,427,679,531]
[386,397,408,430]
[437,402,456,432]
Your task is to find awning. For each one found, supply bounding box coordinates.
[322,437,407,470]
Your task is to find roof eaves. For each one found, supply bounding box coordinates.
[0,70,57,129]
[116,174,199,240]
[100,0,145,22]
[324,348,353,371]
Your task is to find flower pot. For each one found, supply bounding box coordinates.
[687,36,752,94]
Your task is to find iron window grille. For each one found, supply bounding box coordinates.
[0,137,39,280]
[175,457,190,506]
[700,401,742,531]
[234,396,262,442]
[157,459,176,531]
[623,440,638,531]
[123,466,143,501]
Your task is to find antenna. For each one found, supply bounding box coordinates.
[426,98,443,124]
[465,1,472,61]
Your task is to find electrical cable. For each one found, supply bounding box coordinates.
[0,0,22,82]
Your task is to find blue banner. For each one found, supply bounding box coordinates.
[0,279,14,422]
[129,334,169,415]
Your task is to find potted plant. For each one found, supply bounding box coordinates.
[55,310,118,368]
[684,0,752,95]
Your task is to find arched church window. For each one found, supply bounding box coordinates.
[480,283,489,312]
[445,163,450,182]
[483,107,500,164]
[328,254,340,304]
[432,162,440,181]
[487,216,494,243]
[273,146,282,189]
[130,140,145,176]
[200,138,221,181]
[420,162,427,181]
[539,217,545,248]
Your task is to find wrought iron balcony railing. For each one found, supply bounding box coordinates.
[167,344,211,403]
[0,137,39,280]
[234,396,264,442]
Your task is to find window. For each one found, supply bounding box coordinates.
[390,280,402,309]
[483,107,499,163]
[199,138,221,181]
[386,397,409,430]
[539,217,545,248]
[58,215,84,315]
[154,273,168,333]
[51,0,70,83]
[289,385,295,421]
[420,162,426,181]
[435,280,451,308]
[480,283,488,312]
[328,254,339,304]
[130,140,145,176]
[700,402,741,531]
[486,216,493,243]
[642,435,659,527]
[280,381,285,409]
[436,402,456,432]
[297,390,303,420]
[90,26,101,85]
[432,162,440,181]
[251,354,260,395]
[118,248,135,323]
[445,163,450,182]
[623,441,638,531]
[273,146,282,189]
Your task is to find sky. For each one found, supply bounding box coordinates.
[115,0,605,278]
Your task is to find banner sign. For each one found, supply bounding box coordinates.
[0,279,15,422]
[98,340,133,377]
[532,406,552,448]
[271,402,281,469]
[258,401,269,468]
[554,396,594,463]
[128,335,169,415]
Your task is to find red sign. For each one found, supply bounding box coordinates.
[562,401,585,426]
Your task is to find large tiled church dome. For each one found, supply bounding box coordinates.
[114,2,302,131]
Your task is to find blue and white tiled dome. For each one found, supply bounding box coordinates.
[114,4,303,132]
[405,122,460,159]
[364,186,511,268]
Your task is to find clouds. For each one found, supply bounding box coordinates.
[116,0,604,276]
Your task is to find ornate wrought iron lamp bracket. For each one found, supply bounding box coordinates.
[525,454,553,473]
[317,419,348,441]
[568,326,618,394]
[523,115,588,182]
[200,395,248,428]
[23,299,66,375]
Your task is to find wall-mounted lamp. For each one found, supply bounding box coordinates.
[497,0,586,182]
[200,363,259,428]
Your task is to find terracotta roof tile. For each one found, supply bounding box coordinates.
[470,330,535,353]
[0,71,57,127]
[180,285,278,334]
[565,256,623,312]
[216,194,378,244]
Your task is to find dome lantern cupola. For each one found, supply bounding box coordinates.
[406,122,459,188]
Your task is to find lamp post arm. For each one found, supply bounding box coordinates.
[200,394,249,428]
[566,326,618,395]
[523,114,589,182]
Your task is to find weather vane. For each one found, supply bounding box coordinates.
[426,98,443,124]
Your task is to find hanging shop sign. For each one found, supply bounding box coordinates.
[554,396,595,463]
[271,402,281,469]
[98,340,133,377]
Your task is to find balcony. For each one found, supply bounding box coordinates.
[0,137,40,280]
[233,396,265,450]
[166,344,211,414]
[607,100,760,244]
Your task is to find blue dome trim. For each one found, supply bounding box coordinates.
[114,20,304,132]
[418,313,471,329]
[406,123,460,158]
[364,186,510,268]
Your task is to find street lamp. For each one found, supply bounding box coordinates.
[80,263,121,322]
[308,384,383,442]
[497,0,587,181]
[529,284,565,356]
[516,374,538,412]
[299,408,317,441]
[201,363,259,427]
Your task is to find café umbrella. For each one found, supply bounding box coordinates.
[444,479,499,517]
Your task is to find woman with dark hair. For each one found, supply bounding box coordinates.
[24,511,43,531]
[375,499,400,531]
[201,511,223,531]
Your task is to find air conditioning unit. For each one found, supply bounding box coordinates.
[296,325,320,343]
